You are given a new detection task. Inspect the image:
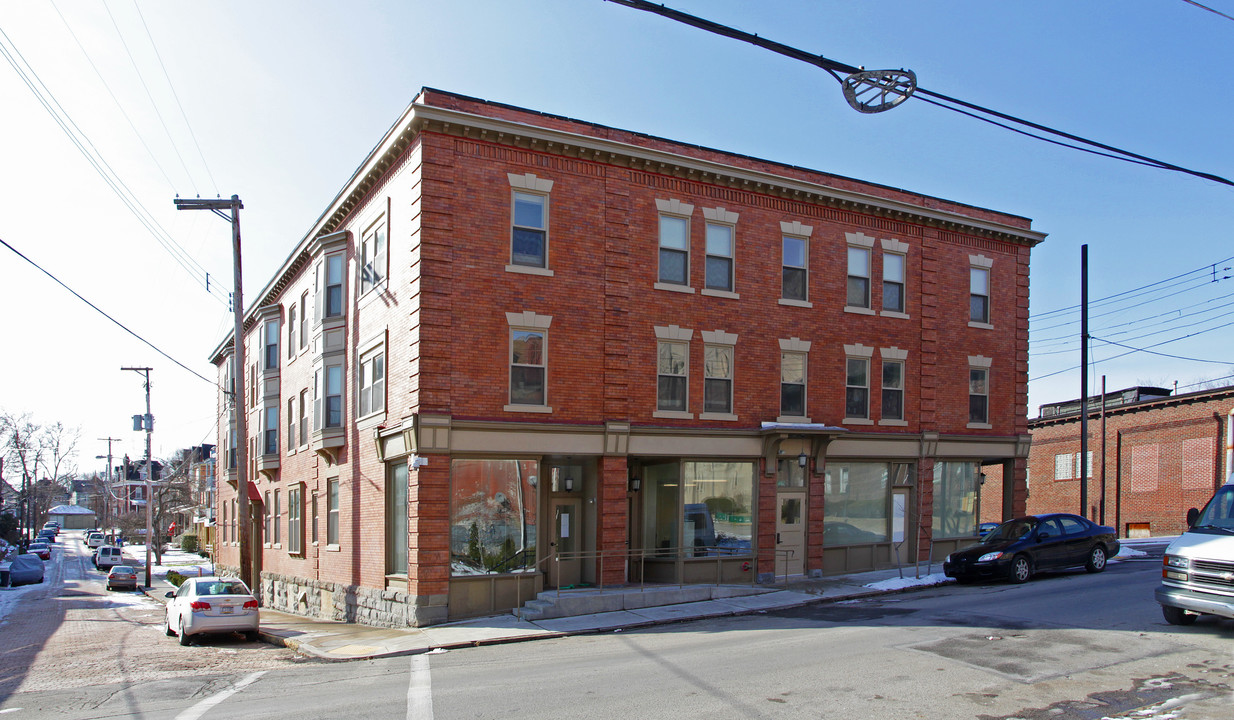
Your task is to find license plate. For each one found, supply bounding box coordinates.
[221,607,234,614]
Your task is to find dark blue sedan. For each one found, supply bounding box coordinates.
[944,514,1120,584]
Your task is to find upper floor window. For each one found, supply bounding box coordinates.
[658,214,689,286]
[315,364,343,430]
[361,221,387,294]
[511,192,547,268]
[969,367,989,424]
[326,478,340,546]
[287,306,297,359]
[703,344,733,414]
[319,253,345,320]
[359,349,386,416]
[510,330,546,406]
[298,292,309,348]
[782,235,807,301]
[846,357,870,419]
[970,267,990,324]
[298,389,308,445]
[264,320,279,371]
[882,252,905,313]
[286,397,296,450]
[847,246,871,308]
[780,352,806,418]
[705,222,734,292]
[657,341,688,412]
[263,406,278,455]
[882,359,904,421]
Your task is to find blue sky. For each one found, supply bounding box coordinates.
[1,0,1231,467]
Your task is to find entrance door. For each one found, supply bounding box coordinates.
[549,498,582,588]
[776,492,806,576]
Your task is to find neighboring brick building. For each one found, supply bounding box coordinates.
[980,385,1233,537]
[210,89,1043,627]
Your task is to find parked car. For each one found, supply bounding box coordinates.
[36,531,56,544]
[86,532,105,549]
[106,565,138,591]
[94,546,124,571]
[6,554,45,586]
[28,542,51,561]
[164,577,260,646]
[943,513,1120,584]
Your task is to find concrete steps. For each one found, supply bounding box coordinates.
[514,584,773,621]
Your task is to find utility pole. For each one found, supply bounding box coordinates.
[122,367,155,588]
[99,437,120,529]
[174,195,252,589]
[1079,244,1089,519]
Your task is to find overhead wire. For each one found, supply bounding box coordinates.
[0,24,229,306]
[0,235,219,388]
[1180,0,1234,23]
[1030,255,1234,320]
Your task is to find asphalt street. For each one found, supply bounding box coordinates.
[2,534,1231,719]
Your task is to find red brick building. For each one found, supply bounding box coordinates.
[210,89,1043,626]
[989,385,1234,537]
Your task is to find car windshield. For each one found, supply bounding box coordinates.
[1193,485,1234,532]
[982,519,1035,543]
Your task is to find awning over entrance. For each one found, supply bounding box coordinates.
[245,481,262,503]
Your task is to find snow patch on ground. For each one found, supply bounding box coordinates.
[862,573,951,591]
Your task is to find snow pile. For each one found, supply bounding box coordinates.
[863,573,951,591]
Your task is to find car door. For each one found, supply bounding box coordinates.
[1032,518,1068,569]
[1056,515,1092,567]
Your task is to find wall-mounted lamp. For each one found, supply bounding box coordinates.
[528,475,538,488]
[564,474,574,493]
[978,472,987,486]
[629,473,641,492]
[798,451,808,469]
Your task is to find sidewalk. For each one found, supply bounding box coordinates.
[140,564,955,662]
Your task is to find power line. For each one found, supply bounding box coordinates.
[1029,319,1234,382]
[0,235,218,387]
[0,25,229,306]
[1180,0,1234,23]
[605,0,1234,187]
[1031,283,1234,346]
[1030,255,1234,320]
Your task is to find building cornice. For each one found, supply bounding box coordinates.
[1030,385,1234,429]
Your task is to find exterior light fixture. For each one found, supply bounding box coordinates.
[565,475,574,493]
[629,472,641,492]
[841,69,917,113]
[798,451,808,469]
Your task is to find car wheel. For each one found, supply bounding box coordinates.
[1009,555,1032,584]
[244,631,260,642]
[178,617,192,646]
[1162,605,1197,626]
[165,616,176,636]
[1085,546,1108,573]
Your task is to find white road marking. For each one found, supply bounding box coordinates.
[407,654,434,720]
[173,670,267,720]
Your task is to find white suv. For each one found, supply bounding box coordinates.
[86,532,104,549]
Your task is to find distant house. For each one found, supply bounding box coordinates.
[47,504,96,530]
[0,480,18,515]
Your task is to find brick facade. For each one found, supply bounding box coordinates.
[210,89,1041,626]
[981,387,1233,537]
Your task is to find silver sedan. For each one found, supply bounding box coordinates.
[164,577,260,646]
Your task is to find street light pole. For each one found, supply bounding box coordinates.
[123,367,154,588]
[173,195,252,589]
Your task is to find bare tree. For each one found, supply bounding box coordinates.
[1,411,82,539]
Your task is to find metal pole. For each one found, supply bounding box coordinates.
[1099,375,1107,525]
[1080,244,1089,519]
[123,368,155,588]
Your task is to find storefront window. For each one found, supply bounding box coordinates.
[933,461,978,539]
[450,459,538,575]
[823,462,890,544]
[642,462,679,554]
[683,461,754,554]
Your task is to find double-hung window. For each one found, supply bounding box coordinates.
[263,491,271,541]
[273,489,281,545]
[882,360,904,421]
[359,349,386,416]
[287,306,297,359]
[263,405,278,455]
[847,246,871,309]
[315,365,344,430]
[658,214,689,285]
[704,222,734,292]
[780,352,806,418]
[969,367,990,424]
[703,344,733,414]
[782,235,807,301]
[882,252,905,313]
[298,292,309,349]
[286,397,296,450]
[970,267,990,324]
[323,254,345,319]
[511,192,547,268]
[509,330,546,406]
[846,357,870,420]
[657,341,688,412]
[288,486,302,555]
[264,321,279,371]
[360,221,387,294]
[327,478,339,546]
[298,389,308,444]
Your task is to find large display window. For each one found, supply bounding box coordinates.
[450,459,539,575]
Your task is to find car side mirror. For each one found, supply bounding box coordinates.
[1186,507,1200,527]
[165,591,174,599]
[1037,531,1050,541]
